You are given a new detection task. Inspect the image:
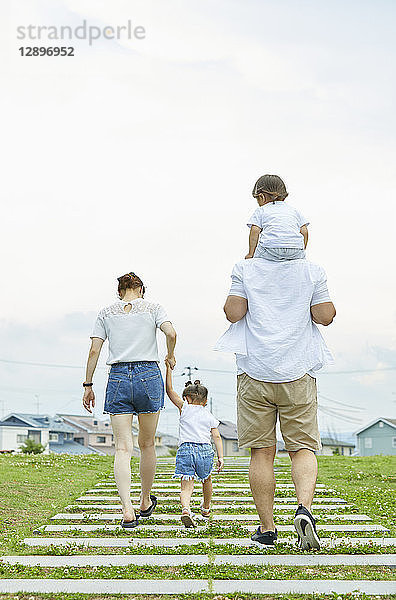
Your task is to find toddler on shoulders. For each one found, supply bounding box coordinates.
[246,174,309,261]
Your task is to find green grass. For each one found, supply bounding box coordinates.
[0,454,114,555]
[0,564,393,580]
[0,594,395,600]
[315,456,396,535]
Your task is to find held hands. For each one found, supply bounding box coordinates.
[82,387,95,414]
[165,355,176,370]
[217,457,224,473]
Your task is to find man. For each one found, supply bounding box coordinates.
[222,258,335,549]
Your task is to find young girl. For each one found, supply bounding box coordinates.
[246,174,309,261]
[165,362,224,527]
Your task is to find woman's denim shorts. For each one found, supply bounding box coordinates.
[173,442,214,483]
[104,361,164,416]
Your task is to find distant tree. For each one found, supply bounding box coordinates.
[20,438,45,454]
[332,447,340,456]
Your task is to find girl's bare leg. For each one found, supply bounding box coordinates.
[137,411,160,511]
[202,475,212,509]
[111,414,135,521]
[180,479,194,511]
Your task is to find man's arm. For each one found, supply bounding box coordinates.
[246,225,262,259]
[311,302,336,326]
[223,295,248,323]
[160,321,177,369]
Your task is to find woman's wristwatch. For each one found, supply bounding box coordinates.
[83,382,93,387]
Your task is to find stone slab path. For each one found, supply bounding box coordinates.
[2,456,395,596]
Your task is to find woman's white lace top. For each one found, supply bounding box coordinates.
[91,298,169,365]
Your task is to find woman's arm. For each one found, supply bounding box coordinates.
[165,362,184,411]
[211,427,224,472]
[160,321,177,369]
[82,337,104,413]
[300,225,308,249]
[245,225,261,259]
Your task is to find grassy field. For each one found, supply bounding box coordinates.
[0,453,395,600]
[0,454,114,555]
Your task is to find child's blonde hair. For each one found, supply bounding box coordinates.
[252,174,288,201]
[182,380,208,404]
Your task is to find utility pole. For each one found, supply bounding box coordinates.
[210,396,213,413]
[182,366,198,381]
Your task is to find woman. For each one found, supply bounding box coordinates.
[82,271,177,527]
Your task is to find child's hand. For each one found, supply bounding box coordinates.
[217,458,224,473]
[165,355,176,370]
[245,253,253,259]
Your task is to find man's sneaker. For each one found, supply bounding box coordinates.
[251,526,278,546]
[294,504,320,550]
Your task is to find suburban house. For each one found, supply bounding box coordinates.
[58,414,165,456]
[0,413,50,453]
[318,436,355,456]
[355,417,396,456]
[217,420,249,456]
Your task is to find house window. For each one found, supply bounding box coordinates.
[364,437,372,448]
[96,436,106,444]
[379,421,384,428]
[75,437,84,445]
[232,442,239,453]
[17,434,27,443]
[392,437,396,449]
[49,433,59,442]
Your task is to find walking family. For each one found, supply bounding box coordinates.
[82,174,336,550]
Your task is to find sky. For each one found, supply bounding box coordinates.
[1,0,395,440]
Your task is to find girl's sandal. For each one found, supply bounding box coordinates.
[200,502,211,518]
[181,508,197,528]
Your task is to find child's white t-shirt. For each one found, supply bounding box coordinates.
[248,201,309,249]
[178,402,219,446]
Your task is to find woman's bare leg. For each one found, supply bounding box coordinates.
[111,414,135,522]
[137,411,160,511]
[202,475,212,509]
[180,478,194,511]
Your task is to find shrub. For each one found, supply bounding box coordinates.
[19,438,46,454]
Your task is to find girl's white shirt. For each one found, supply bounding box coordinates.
[178,401,219,446]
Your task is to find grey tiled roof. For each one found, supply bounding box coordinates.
[49,441,100,454]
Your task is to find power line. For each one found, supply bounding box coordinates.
[0,357,395,376]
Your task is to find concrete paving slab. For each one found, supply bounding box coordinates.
[212,580,396,595]
[76,495,348,503]
[94,483,326,489]
[24,536,396,548]
[52,513,372,522]
[1,579,395,595]
[23,537,210,547]
[41,523,388,532]
[3,554,395,567]
[214,537,396,547]
[0,579,209,594]
[66,503,352,511]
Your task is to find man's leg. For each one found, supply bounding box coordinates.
[289,448,318,510]
[249,445,277,532]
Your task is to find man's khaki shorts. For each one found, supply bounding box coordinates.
[237,372,321,452]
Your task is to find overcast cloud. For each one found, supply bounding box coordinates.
[1,0,395,437]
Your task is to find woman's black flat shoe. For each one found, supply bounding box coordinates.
[139,495,157,518]
[120,517,139,528]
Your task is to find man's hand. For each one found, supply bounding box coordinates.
[83,387,95,413]
[217,457,224,473]
[165,355,176,370]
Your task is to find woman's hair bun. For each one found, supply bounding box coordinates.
[185,380,193,387]
[193,380,201,385]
